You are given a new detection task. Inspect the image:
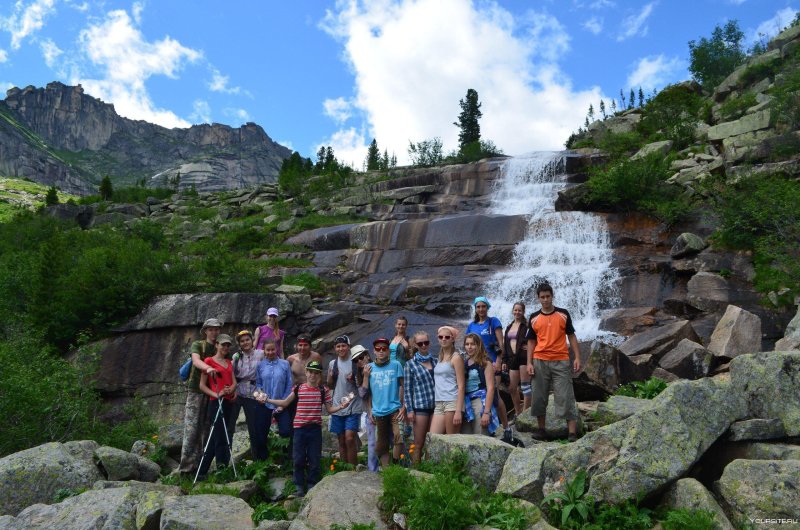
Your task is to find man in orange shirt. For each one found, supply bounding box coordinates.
[526,283,582,442]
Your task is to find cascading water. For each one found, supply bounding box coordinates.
[483,152,619,341]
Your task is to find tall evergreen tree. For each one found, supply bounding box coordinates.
[599,99,606,119]
[588,104,595,121]
[638,87,645,107]
[619,89,626,109]
[45,186,59,206]
[380,149,389,171]
[365,138,380,170]
[99,176,113,200]
[454,88,482,150]
[629,88,636,109]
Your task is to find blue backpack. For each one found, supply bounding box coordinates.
[179,357,192,381]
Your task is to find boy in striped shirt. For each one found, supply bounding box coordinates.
[264,360,351,497]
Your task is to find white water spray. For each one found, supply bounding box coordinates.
[483,152,619,341]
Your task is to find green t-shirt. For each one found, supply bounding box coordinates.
[187,340,216,393]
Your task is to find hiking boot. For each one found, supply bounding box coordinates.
[530,428,549,441]
[568,432,578,443]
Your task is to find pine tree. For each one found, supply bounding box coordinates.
[584,117,590,128]
[99,175,113,200]
[588,104,595,121]
[638,87,645,107]
[45,186,59,206]
[365,138,380,170]
[599,99,606,119]
[619,89,626,110]
[610,100,617,114]
[380,149,389,171]
[629,88,636,109]
[390,153,397,168]
[454,88,482,150]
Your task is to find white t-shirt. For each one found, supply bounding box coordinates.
[328,357,362,416]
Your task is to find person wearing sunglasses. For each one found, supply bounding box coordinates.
[403,330,437,463]
[362,337,405,468]
[254,307,287,358]
[430,326,466,436]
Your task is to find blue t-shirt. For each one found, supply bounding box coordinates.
[368,360,404,417]
[466,317,503,361]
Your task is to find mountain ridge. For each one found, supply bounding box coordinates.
[0,82,291,195]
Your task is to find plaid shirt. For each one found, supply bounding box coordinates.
[404,357,437,411]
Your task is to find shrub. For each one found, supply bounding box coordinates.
[717,91,757,120]
[661,508,717,530]
[615,378,668,399]
[638,84,703,149]
[688,20,746,90]
[408,138,444,167]
[542,470,593,529]
[252,502,288,523]
[596,131,645,159]
[379,465,416,514]
[585,500,653,530]
[405,473,478,530]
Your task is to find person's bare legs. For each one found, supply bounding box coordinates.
[509,369,522,416]
[520,367,532,412]
[344,430,358,466]
[412,414,432,464]
[430,414,445,434]
[444,411,460,435]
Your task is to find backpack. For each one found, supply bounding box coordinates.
[179,357,192,381]
[294,384,327,405]
[330,358,356,386]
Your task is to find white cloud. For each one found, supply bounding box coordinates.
[224,107,250,123]
[208,67,245,95]
[278,140,294,151]
[0,49,7,63]
[0,80,13,92]
[729,0,747,4]
[190,99,211,124]
[617,2,656,41]
[626,54,686,91]
[751,7,798,43]
[3,0,57,49]
[131,1,144,24]
[589,0,615,8]
[40,38,61,67]
[67,1,89,12]
[323,96,353,123]
[583,16,603,35]
[320,0,604,162]
[73,8,202,129]
[316,127,367,169]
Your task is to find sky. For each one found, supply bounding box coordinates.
[0,0,797,167]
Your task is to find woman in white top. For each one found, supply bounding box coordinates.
[429,326,465,435]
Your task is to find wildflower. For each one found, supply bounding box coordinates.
[332,459,338,464]
[409,448,414,454]
[330,465,335,471]
[399,454,405,460]
[151,435,158,440]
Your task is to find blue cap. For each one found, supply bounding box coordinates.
[473,296,491,309]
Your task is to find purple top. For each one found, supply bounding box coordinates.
[256,325,287,357]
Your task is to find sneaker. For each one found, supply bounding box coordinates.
[568,433,578,443]
[501,428,514,444]
[531,428,549,441]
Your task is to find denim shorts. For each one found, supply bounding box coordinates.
[330,413,361,434]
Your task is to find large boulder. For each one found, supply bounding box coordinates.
[730,352,800,436]
[0,441,104,516]
[618,320,699,360]
[1,487,143,530]
[293,471,386,529]
[661,478,734,530]
[736,442,800,461]
[670,233,706,259]
[775,305,800,351]
[727,419,786,442]
[707,109,771,141]
[582,341,623,392]
[631,140,673,160]
[687,272,732,312]
[516,395,583,439]
[539,376,746,504]
[714,459,800,528]
[426,434,514,492]
[94,445,161,482]
[160,494,254,529]
[658,339,712,379]
[495,445,559,502]
[595,396,652,425]
[707,305,762,359]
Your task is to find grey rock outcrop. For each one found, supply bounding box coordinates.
[516,395,582,438]
[595,396,652,425]
[715,459,800,528]
[661,478,734,530]
[658,339,711,379]
[708,305,762,359]
[94,446,160,482]
[618,320,700,360]
[727,419,786,442]
[670,233,706,259]
[775,305,800,351]
[426,434,515,492]
[495,445,559,503]
[1,82,291,194]
[0,441,103,516]
[730,352,800,436]
[160,494,254,529]
[294,471,386,530]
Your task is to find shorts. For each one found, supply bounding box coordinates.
[506,347,528,371]
[433,400,458,415]
[413,408,434,416]
[374,410,402,457]
[330,413,361,434]
[531,359,577,421]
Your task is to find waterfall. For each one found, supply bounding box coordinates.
[483,152,619,341]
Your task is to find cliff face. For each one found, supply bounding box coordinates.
[0,82,291,194]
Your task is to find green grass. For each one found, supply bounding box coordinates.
[0,177,78,222]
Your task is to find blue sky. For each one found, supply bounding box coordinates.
[0,0,797,166]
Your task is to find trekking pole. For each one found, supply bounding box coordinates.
[193,374,226,485]
[218,382,238,478]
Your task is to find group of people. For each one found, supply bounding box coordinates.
[177,283,582,498]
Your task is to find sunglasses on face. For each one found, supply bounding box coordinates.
[374,346,388,352]
[438,335,452,340]
[416,340,430,347]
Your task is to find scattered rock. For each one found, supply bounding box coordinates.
[736,442,800,461]
[94,445,161,482]
[595,396,652,425]
[631,140,673,160]
[131,440,156,458]
[714,459,800,527]
[730,352,800,436]
[599,307,657,337]
[276,219,295,232]
[197,480,259,501]
[658,339,712,379]
[727,419,786,442]
[687,272,732,312]
[427,434,514,491]
[775,305,800,351]
[0,441,104,516]
[158,424,184,458]
[160,494,254,529]
[294,471,386,530]
[651,367,680,383]
[670,233,706,259]
[495,445,558,503]
[661,478,734,530]
[707,305,762,359]
[581,342,623,393]
[618,320,699,360]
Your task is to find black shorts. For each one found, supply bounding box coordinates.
[506,347,528,371]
